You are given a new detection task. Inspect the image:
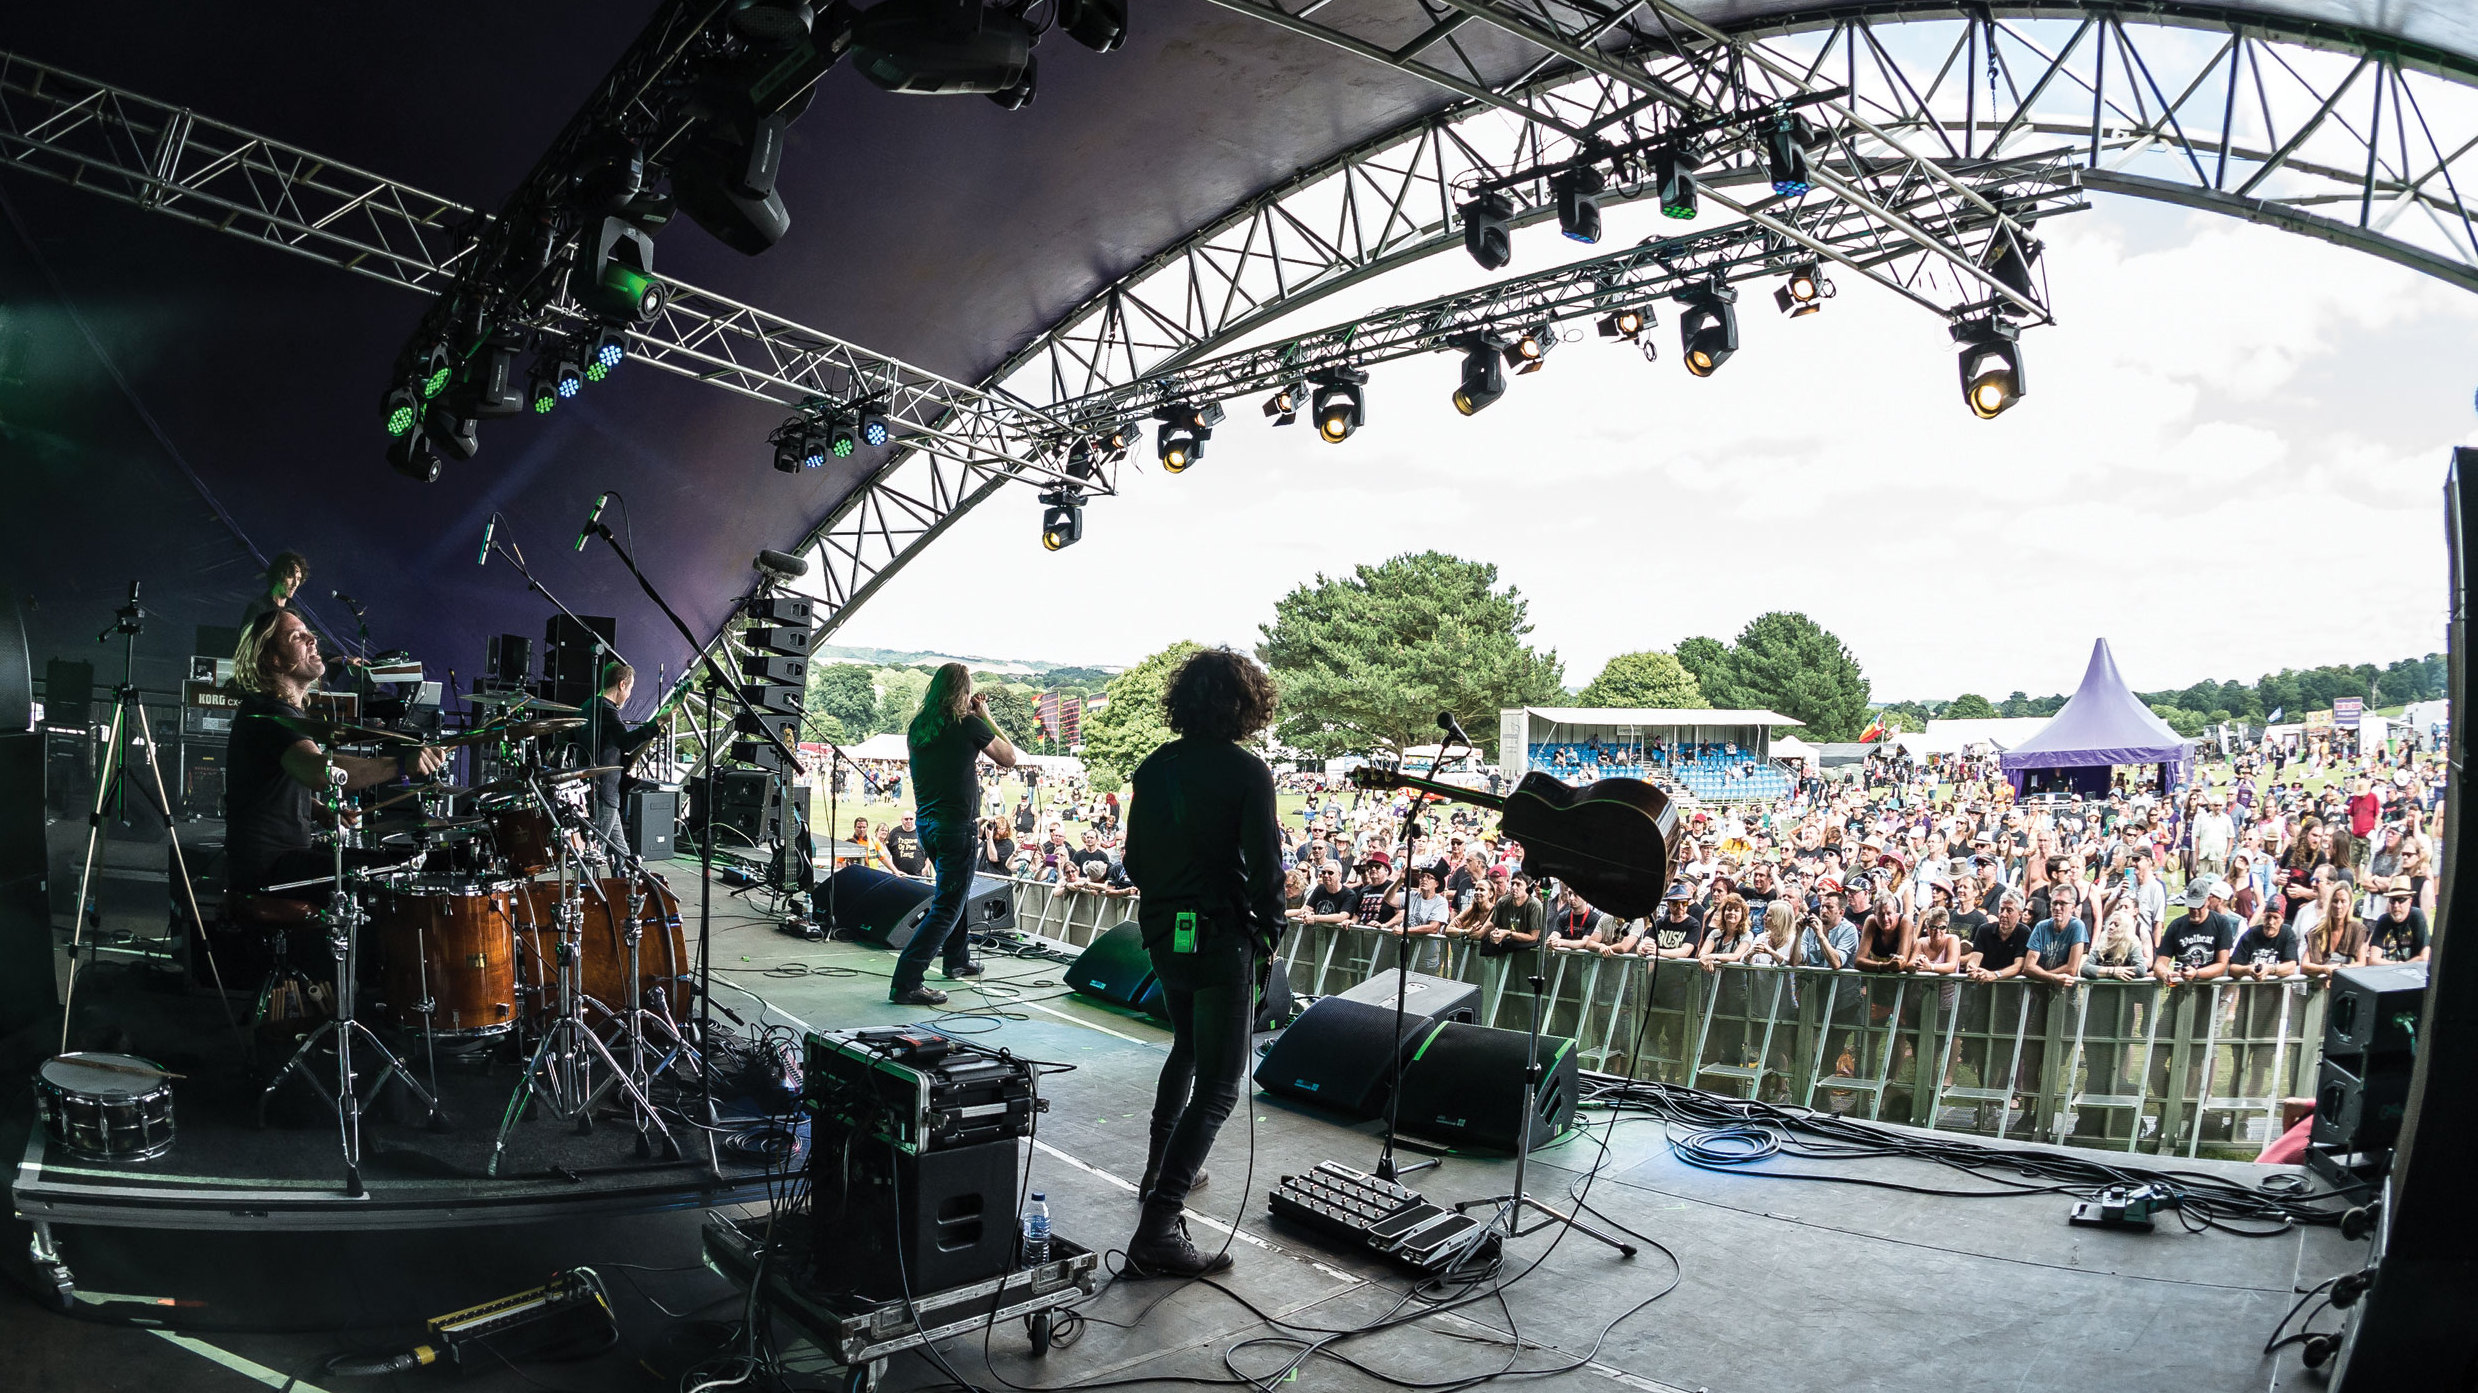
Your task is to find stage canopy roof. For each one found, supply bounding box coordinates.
[1998,640,2194,774]
[5,2,2475,700]
[1522,707,1802,728]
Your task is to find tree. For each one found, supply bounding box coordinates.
[1673,636,1738,705]
[1880,701,1932,734]
[1259,553,1563,761]
[1575,651,1708,710]
[1080,641,1204,784]
[1705,611,1872,741]
[1945,692,1998,719]
[808,663,880,736]
[872,667,928,734]
[981,685,1041,748]
[2149,702,2208,738]
[800,709,849,745]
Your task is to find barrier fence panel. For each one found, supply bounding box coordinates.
[987,896,2326,1159]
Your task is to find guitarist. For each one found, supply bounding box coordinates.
[1119,647,1285,1280]
[578,660,665,862]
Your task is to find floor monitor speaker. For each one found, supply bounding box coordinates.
[1253,995,1426,1117]
[1331,969,1480,1025]
[1067,921,1162,1014]
[809,1131,1017,1300]
[828,866,1013,950]
[1393,1021,1578,1153]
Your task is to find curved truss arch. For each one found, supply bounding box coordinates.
[796,2,2478,642]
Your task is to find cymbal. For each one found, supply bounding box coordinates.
[498,717,586,739]
[467,690,581,714]
[541,765,622,785]
[256,711,418,747]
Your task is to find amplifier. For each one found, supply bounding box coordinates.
[182,679,242,737]
[804,1027,1042,1155]
[181,738,227,818]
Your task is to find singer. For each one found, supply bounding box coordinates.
[890,663,1019,1006]
[1118,647,1284,1279]
[238,551,311,627]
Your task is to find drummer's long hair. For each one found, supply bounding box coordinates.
[909,662,976,743]
[232,608,287,696]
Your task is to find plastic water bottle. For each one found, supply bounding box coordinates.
[1021,1192,1051,1267]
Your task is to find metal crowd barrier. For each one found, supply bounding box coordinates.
[996,881,2322,1160]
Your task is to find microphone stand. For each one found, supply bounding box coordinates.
[1370,730,1463,1184]
[575,522,808,1181]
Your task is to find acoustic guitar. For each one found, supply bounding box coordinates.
[1348,767,1682,919]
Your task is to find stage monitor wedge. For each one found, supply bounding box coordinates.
[1393,1021,1577,1153]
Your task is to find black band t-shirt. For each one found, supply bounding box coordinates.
[1648,908,1703,954]
[2157,910,2239,969]
[885,826,926,875]
[1305,885,1356,919]
[908,713,999,826]
[225,693,323,892]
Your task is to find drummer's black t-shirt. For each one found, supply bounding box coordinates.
[908,713,999,827]
[226,693,322,891]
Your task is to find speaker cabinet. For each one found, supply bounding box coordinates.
[829,865,1012,949]
[809,1131,1017,1300]
[0,731,49,1034]
[2325,962,2427,1062]
[626,789,677,862]
[2314,1055,2412,1153]
[1393,1021,1579,1152]
[1253,996,1427,1117]
[1067,921,1162,1014]
[1331,969,1480,1025]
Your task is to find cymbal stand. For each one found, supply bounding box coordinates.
[257,769,443,1196]
[488,776,677,1174]
[1450,874,1636,1260]
[60,581,241,1054]
[580,816,703,1085]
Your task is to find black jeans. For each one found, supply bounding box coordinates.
[889,822,977,992]
[1145,930,1254,1211]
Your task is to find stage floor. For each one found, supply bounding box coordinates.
[4,866,2363,1392]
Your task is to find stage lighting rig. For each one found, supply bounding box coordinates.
[383,381,421,438]
[1459,190,1515,271]
[1058,0,1127,51]
[1774,263,1833,316]
[1262,382,1304,426]
[1764,113,1815,197]
[1596,305,1650,342]
[573,215,666,322]
[389,422,443,483]
[414,341,453,400]
[1502,324,1556,375]
[1676,281,1738,377]
[1311,368,1367,443]
[1451,335,1508,416]
[1655,147,1700,220]
[1155,401,1222,472]
[854,403,892,447]
[1039,489,1084,550]
[584,326,630,381]
[1554,166,1604,245]
[850,0,1036,97]
[455,333,526,418]
[1953,317,2025,419]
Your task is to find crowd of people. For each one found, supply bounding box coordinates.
[833,727,2444,992]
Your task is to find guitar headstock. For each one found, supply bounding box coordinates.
[1347,765,1409,792]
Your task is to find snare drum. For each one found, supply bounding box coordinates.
[35,1053,176,1161]
[364,876,520,1040]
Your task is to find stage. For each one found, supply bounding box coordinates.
[4,869,2360,1392]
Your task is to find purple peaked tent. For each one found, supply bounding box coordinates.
[1999,640,2195,794]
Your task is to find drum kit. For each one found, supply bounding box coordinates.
[32,697,712,1195]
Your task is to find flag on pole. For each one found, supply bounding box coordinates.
[1858,714,1888,743]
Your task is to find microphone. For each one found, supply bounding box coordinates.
[477,514,496,566]
[574,493,609,552]
[331,590,359,606]
[755,548,809,578]
[1437,711,1472,746]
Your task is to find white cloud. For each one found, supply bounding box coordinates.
[835,197,2471,699]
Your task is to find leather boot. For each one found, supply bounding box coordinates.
[1136,1165,1208,1202]
[1124,1199,1233,1279]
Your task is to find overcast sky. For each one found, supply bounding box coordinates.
[833,194,2478,703]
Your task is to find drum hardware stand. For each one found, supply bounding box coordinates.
[581,821,704,1086]
[578,527,808,1183]
[258,771,445,1196]
[60,582,242,1057]
[488,784,679,1174]
[1449,873,1635,1260]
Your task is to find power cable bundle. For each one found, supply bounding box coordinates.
[1577,1071,2351,1235]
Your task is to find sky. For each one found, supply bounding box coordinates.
[831,192,2478,703]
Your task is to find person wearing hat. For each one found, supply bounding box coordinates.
[2152,879,2238,985]
[2367,886,2430,964]
[1351,851,1400,927]
[2227,902,2302,980]
[2189,789,2235,882]
[1480,872,1545,957]
[1641,881,1705,959]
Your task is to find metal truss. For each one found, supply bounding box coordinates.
[0,49,1094,498]
[1047,146,2085,433]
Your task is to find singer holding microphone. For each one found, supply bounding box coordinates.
[1118,647,1285,1279]
[891,663,1019,1006]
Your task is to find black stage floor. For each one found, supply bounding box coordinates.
[3,867,2364,1393]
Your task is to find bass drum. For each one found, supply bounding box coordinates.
[363,877,521,1042]
[518,874,694,1026]
[35,1053,176,1161]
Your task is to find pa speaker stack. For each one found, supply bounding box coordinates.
[828,865,1014,949]
[2311,962,2427,1167]
[735,595,814,775]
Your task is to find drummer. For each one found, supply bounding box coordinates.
[227,609,445,899]
[575,660,662,861]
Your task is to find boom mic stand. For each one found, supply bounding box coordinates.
[575,524,810,1180]
[1368,723,1467,1184]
